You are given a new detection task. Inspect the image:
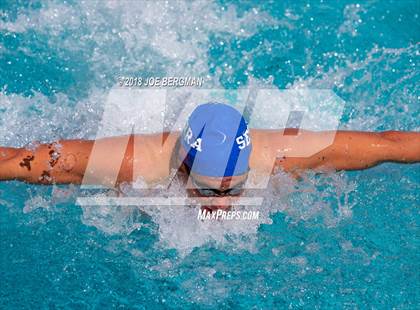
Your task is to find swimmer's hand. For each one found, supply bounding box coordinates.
[268,130,420,173]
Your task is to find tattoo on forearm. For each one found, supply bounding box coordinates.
[60,153,76,172]
[16,141,76,183]
[39,170,52,183]
[38,142,62,183]
[48,149,61,168]
[19,155,35,171]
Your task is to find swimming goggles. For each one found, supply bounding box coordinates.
[190,177,245,197]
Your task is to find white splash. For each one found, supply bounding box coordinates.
[0,1,414,257]
[290,44,420,131]
[0,0,278,84]
[76,169,356,256]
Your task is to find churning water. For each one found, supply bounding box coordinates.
[1,1,419,308]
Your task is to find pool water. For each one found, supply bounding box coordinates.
[1,0,419,308]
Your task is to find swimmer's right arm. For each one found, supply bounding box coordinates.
[0,133,173,186]
[0,140,95,184]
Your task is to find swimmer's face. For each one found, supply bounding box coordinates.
[187,172,248,211]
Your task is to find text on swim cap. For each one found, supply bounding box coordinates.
[184,127,202,152]
[184,127,251,152]
[236,129,251,150]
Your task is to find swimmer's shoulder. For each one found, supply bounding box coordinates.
[248,128,314,173]
[248,129,281,172]
[131,131,181,183]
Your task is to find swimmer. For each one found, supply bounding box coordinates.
[0,103,419,210]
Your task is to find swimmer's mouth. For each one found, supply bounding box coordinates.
[201,204,231,213]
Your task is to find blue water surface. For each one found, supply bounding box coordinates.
[1,0,419,308]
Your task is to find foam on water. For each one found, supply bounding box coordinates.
[72,167,357,256]
[0,0,283,254]
[291,44,419,131]
[0,0,418,257]
[338,3,365,37]
[1,0,278,88]
[0,1,418,254]
[0,90,104,146]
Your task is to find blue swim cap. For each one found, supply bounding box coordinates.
[180,103,252,177]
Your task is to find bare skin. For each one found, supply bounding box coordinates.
[0,130,419,200]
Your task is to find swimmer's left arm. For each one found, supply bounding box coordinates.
[271,130,420,172]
